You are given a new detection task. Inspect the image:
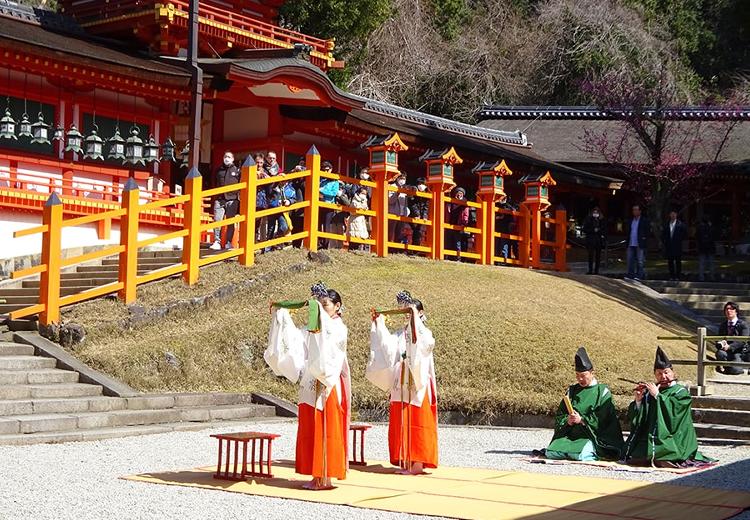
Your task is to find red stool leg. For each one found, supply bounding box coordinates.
[251,438,256,475]
[360,430,366,465]
[242,440,248,478]
[224,439,231,477]
[233,439,239,478]
[216,437,223,477]
[258,438,265,476]
[266,438,273,477]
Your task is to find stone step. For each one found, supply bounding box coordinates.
[669,294,749,304]
[682,301,750,311]
[693,407,750,427]
[661,287,750,296]
[0,368,78,385]
[694,396,750,412]
[0,395,124,416]
[646,281,750,291]
[0,296,38,305]
[0,403,275,436]
[0,383,102,400]
[61,272,120,280]
[0,287,88,297]
[102,258,179,266]
[0,343,35,356]
[0,417,284,446]
[23,279,103,289]
[694,423,750,441]
[0,356,56,370]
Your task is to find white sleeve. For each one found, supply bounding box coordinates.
[305,302,347,389]
[366,315,399,391]
[263,308,305,383]
[406,316,435,394]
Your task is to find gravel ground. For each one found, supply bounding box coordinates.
[2,420,750,520]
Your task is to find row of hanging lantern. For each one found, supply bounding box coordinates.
[0,96,190,167]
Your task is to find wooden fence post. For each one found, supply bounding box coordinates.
[118,178,140,303]
[477,197,494,265]
[555,209,568,272]
[697,326,707,393]
[518,205,530,268]
[238,156,257,267]
[38,193,63,326]
[372,171,389,257]
[182,167,203,285]
[428,190,447,260]
[303,145,321,252]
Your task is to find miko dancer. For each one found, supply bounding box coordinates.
[368,291,438,474]
[266,282,351,489]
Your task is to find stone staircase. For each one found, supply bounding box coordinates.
[644,280,750,324]
[0,248,206,319]
[693,395,750,443]
[0,336,277,445]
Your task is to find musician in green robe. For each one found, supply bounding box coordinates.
[622,346,711,468]
[543,347,624,461]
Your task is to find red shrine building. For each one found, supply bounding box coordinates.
[0,0,623,278]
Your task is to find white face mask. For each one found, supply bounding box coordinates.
[592,212,600,218]
[397,179,406,186]
[417,184,426,192]
[360,173,370,180]
[223,156,233,166]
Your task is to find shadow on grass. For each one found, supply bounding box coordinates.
[545,271,701,350]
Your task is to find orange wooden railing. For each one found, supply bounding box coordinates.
[9,140,567,325]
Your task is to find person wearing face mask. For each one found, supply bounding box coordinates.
[582,206,606,275]
[538,347,623,462]
[388,173,410,246]
[447,187,470,260]
[368,291,438,475]
[267,282,351,490]
[409,178,430,248]
[210,151,241,250]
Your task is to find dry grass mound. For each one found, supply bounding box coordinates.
[64,249,698,418]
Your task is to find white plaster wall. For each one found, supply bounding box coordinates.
[0,209,183,260]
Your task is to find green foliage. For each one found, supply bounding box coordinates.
[279,0,392,84]
[429,0,470,40]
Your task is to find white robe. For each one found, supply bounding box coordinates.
[367,313,436,407]
[265,302,351,411]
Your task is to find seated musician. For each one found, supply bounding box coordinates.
[622,347,712,468]
[542,347,623,461]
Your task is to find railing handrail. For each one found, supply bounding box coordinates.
[8,139,568,325]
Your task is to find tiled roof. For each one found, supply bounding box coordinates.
[478,105,750,121]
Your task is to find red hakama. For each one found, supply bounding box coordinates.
[295,382,348,479]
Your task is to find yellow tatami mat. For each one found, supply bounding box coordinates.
[123,460,750,520]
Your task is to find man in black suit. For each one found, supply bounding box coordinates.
[626,204,650,280]
[662,209,687,280]
[716,301,750,375]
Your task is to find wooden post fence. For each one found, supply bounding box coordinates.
[38,193,63,325]
[238,156,257,267]
[303,145,321,253]
[118,178,140,303]
[182,166,203,285]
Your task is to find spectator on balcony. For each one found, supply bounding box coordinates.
[447,186,470,260]
[346,167,372,202]
[268,172,298,249]
[319,161,339,249]
[348,185,371,251]
[409,177,430,248]
[696,216,716,282]
[254,152,271,250]
[662,208,686,281]
[264,150,280,177]
[210,151,240,251]
[289,159,307,249]
[388,172,409,245]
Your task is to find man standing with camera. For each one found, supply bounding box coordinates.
[716,301,750,375]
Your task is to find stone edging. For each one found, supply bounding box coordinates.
[252,392,298,417]
[13,331,140,398]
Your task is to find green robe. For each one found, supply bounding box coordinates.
[623,383,708,463]
[547,383,624,460]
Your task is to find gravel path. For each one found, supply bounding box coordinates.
[2,420,750,520]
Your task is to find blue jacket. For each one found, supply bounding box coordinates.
[269,183,297,208]
[320,179,339,203]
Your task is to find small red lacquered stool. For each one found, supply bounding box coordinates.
[349,423,372,466]
[210,431,281,481]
